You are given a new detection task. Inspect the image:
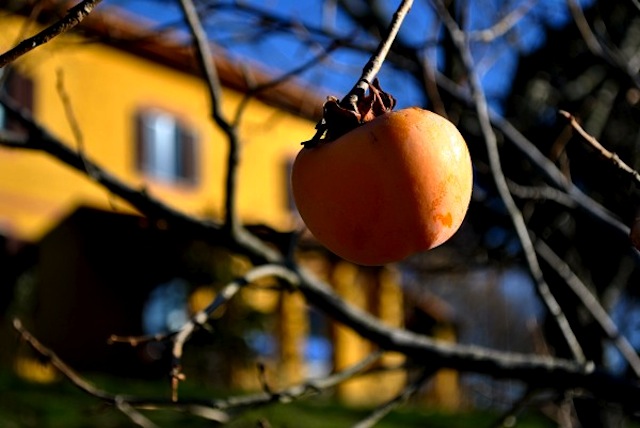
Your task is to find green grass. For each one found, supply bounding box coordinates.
[0,369,555,428]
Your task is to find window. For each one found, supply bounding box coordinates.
[0,69,34,132]
[135,109,197,184]
[305,307,332,378]
[142,278,189,335]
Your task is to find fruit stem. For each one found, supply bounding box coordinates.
[302,0,414,148]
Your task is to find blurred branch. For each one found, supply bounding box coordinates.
[15,314,384,421]
[7,2,640,419]
[54,68,104,182]
[177,0,287,261]
[352,368,435,428]
[430,0,586,364]
[4,66,640,413]
[491,388,538,428]
[12,319,220,426]
[534,238,640,378]
[232,33,348,127]
[490,111,629,235]
[169,264,299,401]
[507,180,577,208]
[0,0,103,68]
[0,92,281,262]
[210,351,383,412]
[177,0,240,233]
[566,0,640,88]
[114,398,160,428]
[468,0,536,42]
[109,264,298,401]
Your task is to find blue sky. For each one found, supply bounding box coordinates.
[106,0,594,112]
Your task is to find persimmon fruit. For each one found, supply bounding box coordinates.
[291,81,473,266]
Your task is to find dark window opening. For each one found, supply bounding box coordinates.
[0,69,34,133]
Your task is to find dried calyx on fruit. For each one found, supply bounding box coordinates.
[305,78,396,146]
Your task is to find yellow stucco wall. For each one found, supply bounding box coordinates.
[0,14,310,241]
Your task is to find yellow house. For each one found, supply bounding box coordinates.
[0,2,424,406]
[0,6,318,239]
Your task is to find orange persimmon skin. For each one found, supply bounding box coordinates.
[291,107,473,266]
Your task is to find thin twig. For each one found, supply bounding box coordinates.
[177,0,276,260]
[566,0,640,88]
[0,0,104,68]
[170,264,299,401]
[112,264,299,402]
[351,368,435,428]
[430,0,586,364]
[469,0,536,43]
[17,315,383,418]
[507,180,577,208]
[232,36,347,127]
[560,110,640,187]
[55,68,100,180]
[177,0,240,231]
[14,318,113,401]
[114,398,160,428]
[342,0,413,109]
[310,0,414,140]
[0,92,281,262]
[15,319,230,422]
[490,388,538,428]
[6,66,640,409]
[213,351,384,410]
[535,238,640,378]
[55,68,119,211]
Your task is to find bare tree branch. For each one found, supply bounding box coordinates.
[309,0,414,141]
[114,398,160,428]
[507,180,577,208]
[12,319,228,425]
[566,0,640,88]
[469,0,536,42]
[0,92,281,262]
[15,315,387,421]
[177,0,240,230]
[169,264,299,401]
[430,0,586,364]
[8,3,640,424]
[232,34,348,127]
[0,0,104,68]
[342,0,413,109]
[560,110,640,187]
[352,368,435,428]
[176,0,284,264]
[5,72,640,413]
[534,238,640,378]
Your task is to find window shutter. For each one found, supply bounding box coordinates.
[179,125,196,184]
[3,70,34,132]
[8,71,34,113]
[135,111,148,174]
